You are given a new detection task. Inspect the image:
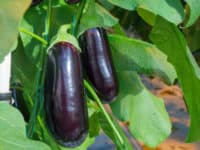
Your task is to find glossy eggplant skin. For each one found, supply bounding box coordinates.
[44,42,88,147]
[12,85,30,122]
[65,0,81,4]
[79,27,118,102]
[31,0,43,6]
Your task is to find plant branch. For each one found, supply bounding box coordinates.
[84,80,124,146]
[71,0,86,36]
[19,27,48,45]
[27,0,52,138]
[44,0,52,42]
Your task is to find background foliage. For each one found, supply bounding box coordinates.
[0,0,200,149]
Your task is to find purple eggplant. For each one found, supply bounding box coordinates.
[44,42,88,147]
[79,27,118,103]
[11,84,30,122]
[65,0,81,4]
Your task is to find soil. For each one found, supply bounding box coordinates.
[88,76,200,150]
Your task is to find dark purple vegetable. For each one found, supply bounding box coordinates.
[31,0,43,6]
[44,42,88,147]
[65,0,81,4]
[11,84,30,122]
[79,27,118,103]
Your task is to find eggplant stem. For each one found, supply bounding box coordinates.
[84,80,125,147]
[44,0,52,42]
[71,0,86,36]
[27,0,52,138]
[19,27,48,45]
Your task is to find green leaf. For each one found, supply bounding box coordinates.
[108,34,177,84]
[95,3,118,27]
[11,38,38,96]
[89,112,101,137]
[99,112,133,150]
[107,0,137,10]
[150,16,200,142]
[98,0,115,10]
[0,102,50,150]
[110,71,171,147]
[112,24,126,36]
[185,0,200,27]
[136,0,185,25]
[78,1,118,36]
[20,3,75,68]
[19,6,46,68]
[0,0,31,63]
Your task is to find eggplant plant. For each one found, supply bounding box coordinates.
[1,0,200,150]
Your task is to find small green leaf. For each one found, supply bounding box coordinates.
[0,0,31,63]
[150,16,200,142]
[0,102,50,150]
[111,71,171,147]
[108,34,177,84]
[185,0,200,27]
[89,112,101,137]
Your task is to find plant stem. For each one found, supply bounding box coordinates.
[71,0,86,36]
[44,0,52,42]
[19,27,48,45]
[27,0,52,138]
[84,80,124,146]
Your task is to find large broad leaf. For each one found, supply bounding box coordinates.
[110,71,171,147]
[20,2,75,68]
[150,16,200,142]
[185,0,200,27]
[108,34,177,84]
[0,0,31,63]
[136,0,185,25]
[0,102,50,150]
[107,0,137,10]
[78,0,118,36]
[12,38,38,96]
[19,6,46,68]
